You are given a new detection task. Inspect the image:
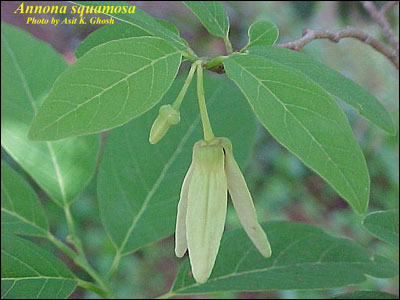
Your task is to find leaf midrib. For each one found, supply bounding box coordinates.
[1,277,76,281]
[249,24,276,46]
[227,57,363,210]
[1,208,48,236]
[32,47,180,137]
[201,1,226,36]
[116,111,201,256]
[174,260,386,293]
[2,27,68,207]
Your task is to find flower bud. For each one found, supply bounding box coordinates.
[149,104,180,144]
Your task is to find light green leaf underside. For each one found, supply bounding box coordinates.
[172,221,398,294]
[224,53,369,214]
[246,21,279,48]
[183,1,229,38]
[332,291,399,299]
[75,18,181,59]
[362,210,399,248]
[1,234,77,299]
[28,36,182,141]
[71,1,188,51]
[1,162,48,237]
[97,73,257,255]
[248,46,395,135]
[1,22,100,206]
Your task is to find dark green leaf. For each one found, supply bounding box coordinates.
[1,234,77,299]
[29,36,182,141]
[1,161,48,237]
[248,46,395,135]
[75,18,181,59]
[362,210,399,248]
[224,53,370,214]
[183,1,229,38]
[245,21,279,48]
[172,222,398,294]
[97,73,257,255]
[75,23,149,59]
[71,1,188,51]
[1,22,100,206]
[332,291,399,299]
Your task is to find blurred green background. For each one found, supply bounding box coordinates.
[1,1,398,298]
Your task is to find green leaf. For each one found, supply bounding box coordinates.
[172,221,398,294]
[245,21,279,48]
[75,23,149,59]
[183,1,229,38]
[248,46,395,135]
[1,234,77,299]
[75,19,181,59]
[97,73,257,255]
[224,53,370,214]
[71,1,188,51]
[155,18,180,36]
[362,210,399,248]
[28,36,182,141]
[332,291,399,299]
[1,22,100,206]
[1,162,48,237]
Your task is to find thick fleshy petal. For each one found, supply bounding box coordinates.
[175,161,194,258]
[222,138,272,258]
[186,142,227,283]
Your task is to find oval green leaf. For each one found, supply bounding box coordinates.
[183,1,229,38]
[224,53,370,214]
[248,46,395,135]
[71,1,188,51]
[28,36,182,141]
[1,234,77,299]
[75,23,149,59]
[75,18,181,59]
[172,222,398,294]
[1,161,49,237]
[246,21,279,48]
[362,210,399,248]
[97,73,257,255]
[1,22,100,206]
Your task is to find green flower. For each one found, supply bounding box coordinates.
[175,137,272,283]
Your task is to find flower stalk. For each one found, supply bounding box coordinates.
[172,63,197,110]
[149,57,271,285]
[149,63,197,144]
[196,61,215,143]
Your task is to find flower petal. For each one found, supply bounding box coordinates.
[223,138,272,258]
[186,143,227,283]
[175,161,194,258]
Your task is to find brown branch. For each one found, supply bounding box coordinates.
[276,26,399,69]
[380,1,399,15]
[362,1,399,54]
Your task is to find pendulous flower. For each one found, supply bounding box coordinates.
[175,137,272,283]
